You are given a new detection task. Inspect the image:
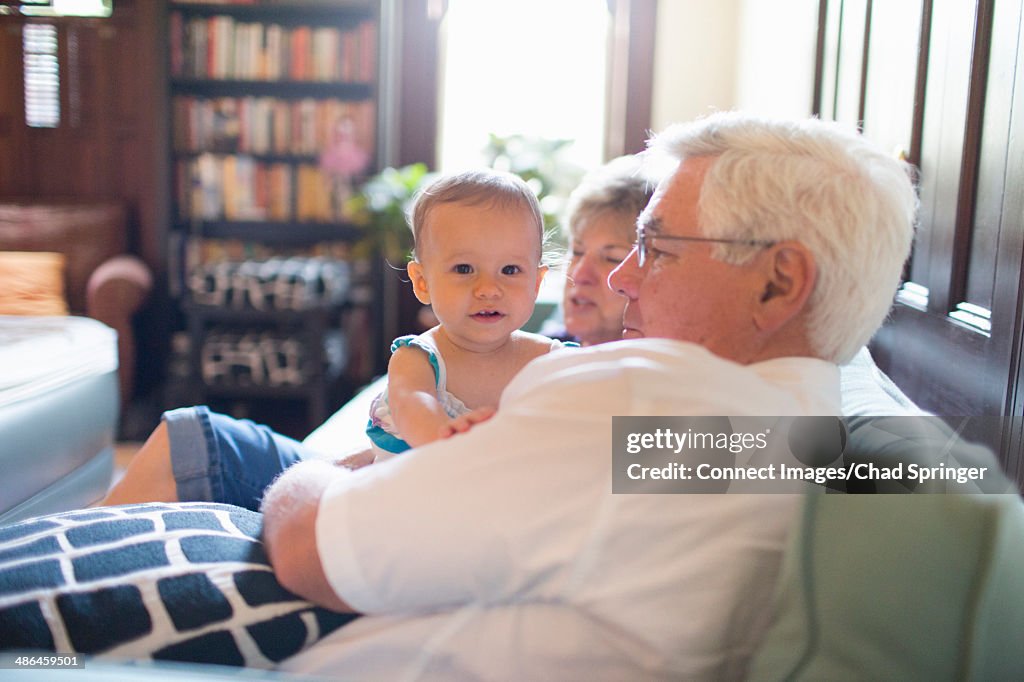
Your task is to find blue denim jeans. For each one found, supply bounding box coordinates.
[164,406,315,511]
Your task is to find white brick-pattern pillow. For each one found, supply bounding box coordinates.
[0,502,357,667]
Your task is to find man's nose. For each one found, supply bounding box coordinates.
[608,246,641,299]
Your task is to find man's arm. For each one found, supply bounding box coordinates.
[261,460,359,613]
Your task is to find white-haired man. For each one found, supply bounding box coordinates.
[263,112,917,680]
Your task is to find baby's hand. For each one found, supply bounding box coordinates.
[440,406,496,439]
[334,447,376,470]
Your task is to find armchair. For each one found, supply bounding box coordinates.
[0,200,153,402]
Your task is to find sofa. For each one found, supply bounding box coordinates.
[2,492,1021,681]
[0,316,119,524]
[0,200,153,403]
[0,349,1021,679]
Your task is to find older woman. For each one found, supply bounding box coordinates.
[559,155,658,345]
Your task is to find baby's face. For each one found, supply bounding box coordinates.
[408,201,546,352]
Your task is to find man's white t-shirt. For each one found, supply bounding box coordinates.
[283,339,841,681]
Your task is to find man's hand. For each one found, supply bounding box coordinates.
[261,460,359,613]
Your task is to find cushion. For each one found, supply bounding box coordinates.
[0,317,118,525]
[747,493,1024,680]
[0,251,68,316]
[302,374,383,456]
[0,502,358,667]
[839,346,928,417]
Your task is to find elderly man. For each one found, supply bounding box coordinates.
[264,112,916,680]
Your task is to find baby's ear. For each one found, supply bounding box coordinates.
[407,261,431,304]
[535,264,548,295]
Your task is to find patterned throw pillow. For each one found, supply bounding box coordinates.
[0,502,358,667]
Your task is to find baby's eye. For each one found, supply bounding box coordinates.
[604,254,625,265]
[501,265,522,275]
[453,264,473,274]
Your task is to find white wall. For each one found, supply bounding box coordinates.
[733,0,819,117]
[651,0,740,133]
[651,0,819,133]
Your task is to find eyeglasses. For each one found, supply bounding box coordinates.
[635,222,776,267]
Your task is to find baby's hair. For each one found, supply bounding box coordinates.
[409,169,546,260]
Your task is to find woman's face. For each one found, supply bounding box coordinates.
[563,211,635,345]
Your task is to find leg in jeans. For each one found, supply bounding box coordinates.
[102,406,314,511]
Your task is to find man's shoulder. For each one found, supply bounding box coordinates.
[514,338,715,379]
[502,339,839,416]
[505,340,755,405]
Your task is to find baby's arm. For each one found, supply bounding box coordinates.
[387,345,480,447]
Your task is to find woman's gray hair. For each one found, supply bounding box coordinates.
[647,111,917,364]
[563,155,659,239]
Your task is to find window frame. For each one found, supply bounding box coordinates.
[385,0,656,168]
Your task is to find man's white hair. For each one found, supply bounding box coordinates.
[646,111,917,364]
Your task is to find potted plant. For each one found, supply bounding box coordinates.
[348,162,435,262]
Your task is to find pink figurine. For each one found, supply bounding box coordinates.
[319,117,371,218]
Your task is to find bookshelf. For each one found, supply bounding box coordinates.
[166,0,388,436]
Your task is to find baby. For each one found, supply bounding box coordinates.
[366,169,572,457]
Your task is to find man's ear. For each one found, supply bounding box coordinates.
[752,242,817,332]
[535,264,549,295]
[407,261,431,304]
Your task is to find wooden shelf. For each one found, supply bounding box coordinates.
[170,78,373,99]
[202,376,337,402]
[173,150,324,163]
[169,2,374,23]
[182,300,342,323]
[179,219,365,244]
